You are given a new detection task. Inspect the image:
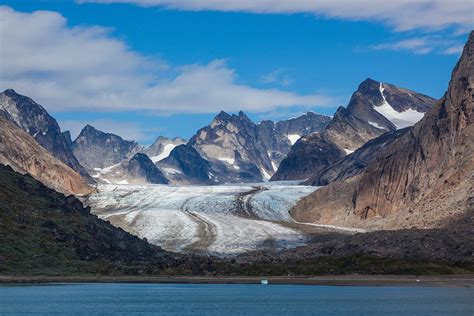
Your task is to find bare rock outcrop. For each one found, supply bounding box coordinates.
[0,117,92,196]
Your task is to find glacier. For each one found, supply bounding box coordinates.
[86,183,318,256]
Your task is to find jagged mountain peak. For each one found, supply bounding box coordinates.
[213,110,232,122]
[79,124,110,137]
[82,124,96,131]
[211,110,253,126]
[357,78,381,91]
[2,88,18,95]
[72,125,138,169]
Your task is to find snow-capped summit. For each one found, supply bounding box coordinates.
[346,78,434,131]
[272,79,436,181]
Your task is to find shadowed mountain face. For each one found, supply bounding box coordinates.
[257,112,332,168]
[72,124,139,170]
[0,163,215,275]
[124,153,169,184]
[0,89,93,183]
[271,79,436,181]
[0,116,91,196]
[305,128,410,186]
[291,32,474,231]
[157,144,213,185]
[98,153,169,185]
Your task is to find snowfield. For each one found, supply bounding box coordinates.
[375,83,425,129]
[87,183,318,256]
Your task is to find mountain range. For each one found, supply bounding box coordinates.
[1,31,473,277]
[0,75,435,189]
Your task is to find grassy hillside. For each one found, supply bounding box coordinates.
[0,164,214,276]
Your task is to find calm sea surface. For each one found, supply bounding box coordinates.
[0,283,473,315]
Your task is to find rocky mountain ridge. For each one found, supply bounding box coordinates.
[271,79,436,181]
[0,89,93,183]
[168,110,330,184]
[73,110,330,185]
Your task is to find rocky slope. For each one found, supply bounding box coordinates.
[291,32,474,231]
[257,112,331,168]
[272,79,436,181]
[72,125,139,170]
[0,89,93,183]
[92,153,169,185]
[0,164,214,276]
[306,128,409,186]
[157,144,213,184]
[237,207,474,271]
[0,117,91,195]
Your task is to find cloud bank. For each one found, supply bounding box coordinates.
[370,36,466,55]
[77,0,474,32]
[0,6,332,114]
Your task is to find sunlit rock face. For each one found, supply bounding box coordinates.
[0,89,93,183]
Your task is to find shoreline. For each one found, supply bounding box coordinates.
[1,275,473,287]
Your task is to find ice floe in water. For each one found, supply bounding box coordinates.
[87,183,317,256]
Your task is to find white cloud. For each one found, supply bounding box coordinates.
[442,45,464,55]
[370,36,467,55]
[0,6,333,114]
[77,0,474,32]
[371,38,434,55]
[261,69,292,87]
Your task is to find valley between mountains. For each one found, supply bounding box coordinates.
[0,32,473,276]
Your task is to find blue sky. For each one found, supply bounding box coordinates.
[0,0,471,143]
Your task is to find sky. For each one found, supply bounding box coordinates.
[0,0,472,144]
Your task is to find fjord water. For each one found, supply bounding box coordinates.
[1,284,473,315]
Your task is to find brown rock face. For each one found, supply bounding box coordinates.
[354,31,474,219]
[0,117,92,196]
[292,32,474,230]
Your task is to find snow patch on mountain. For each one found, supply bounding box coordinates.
[150,143,179,163]
[287,134,301,145]
[162,167,182,174]
[368,121,386,130]
[375,83,425,129]
[218,157,235,165]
